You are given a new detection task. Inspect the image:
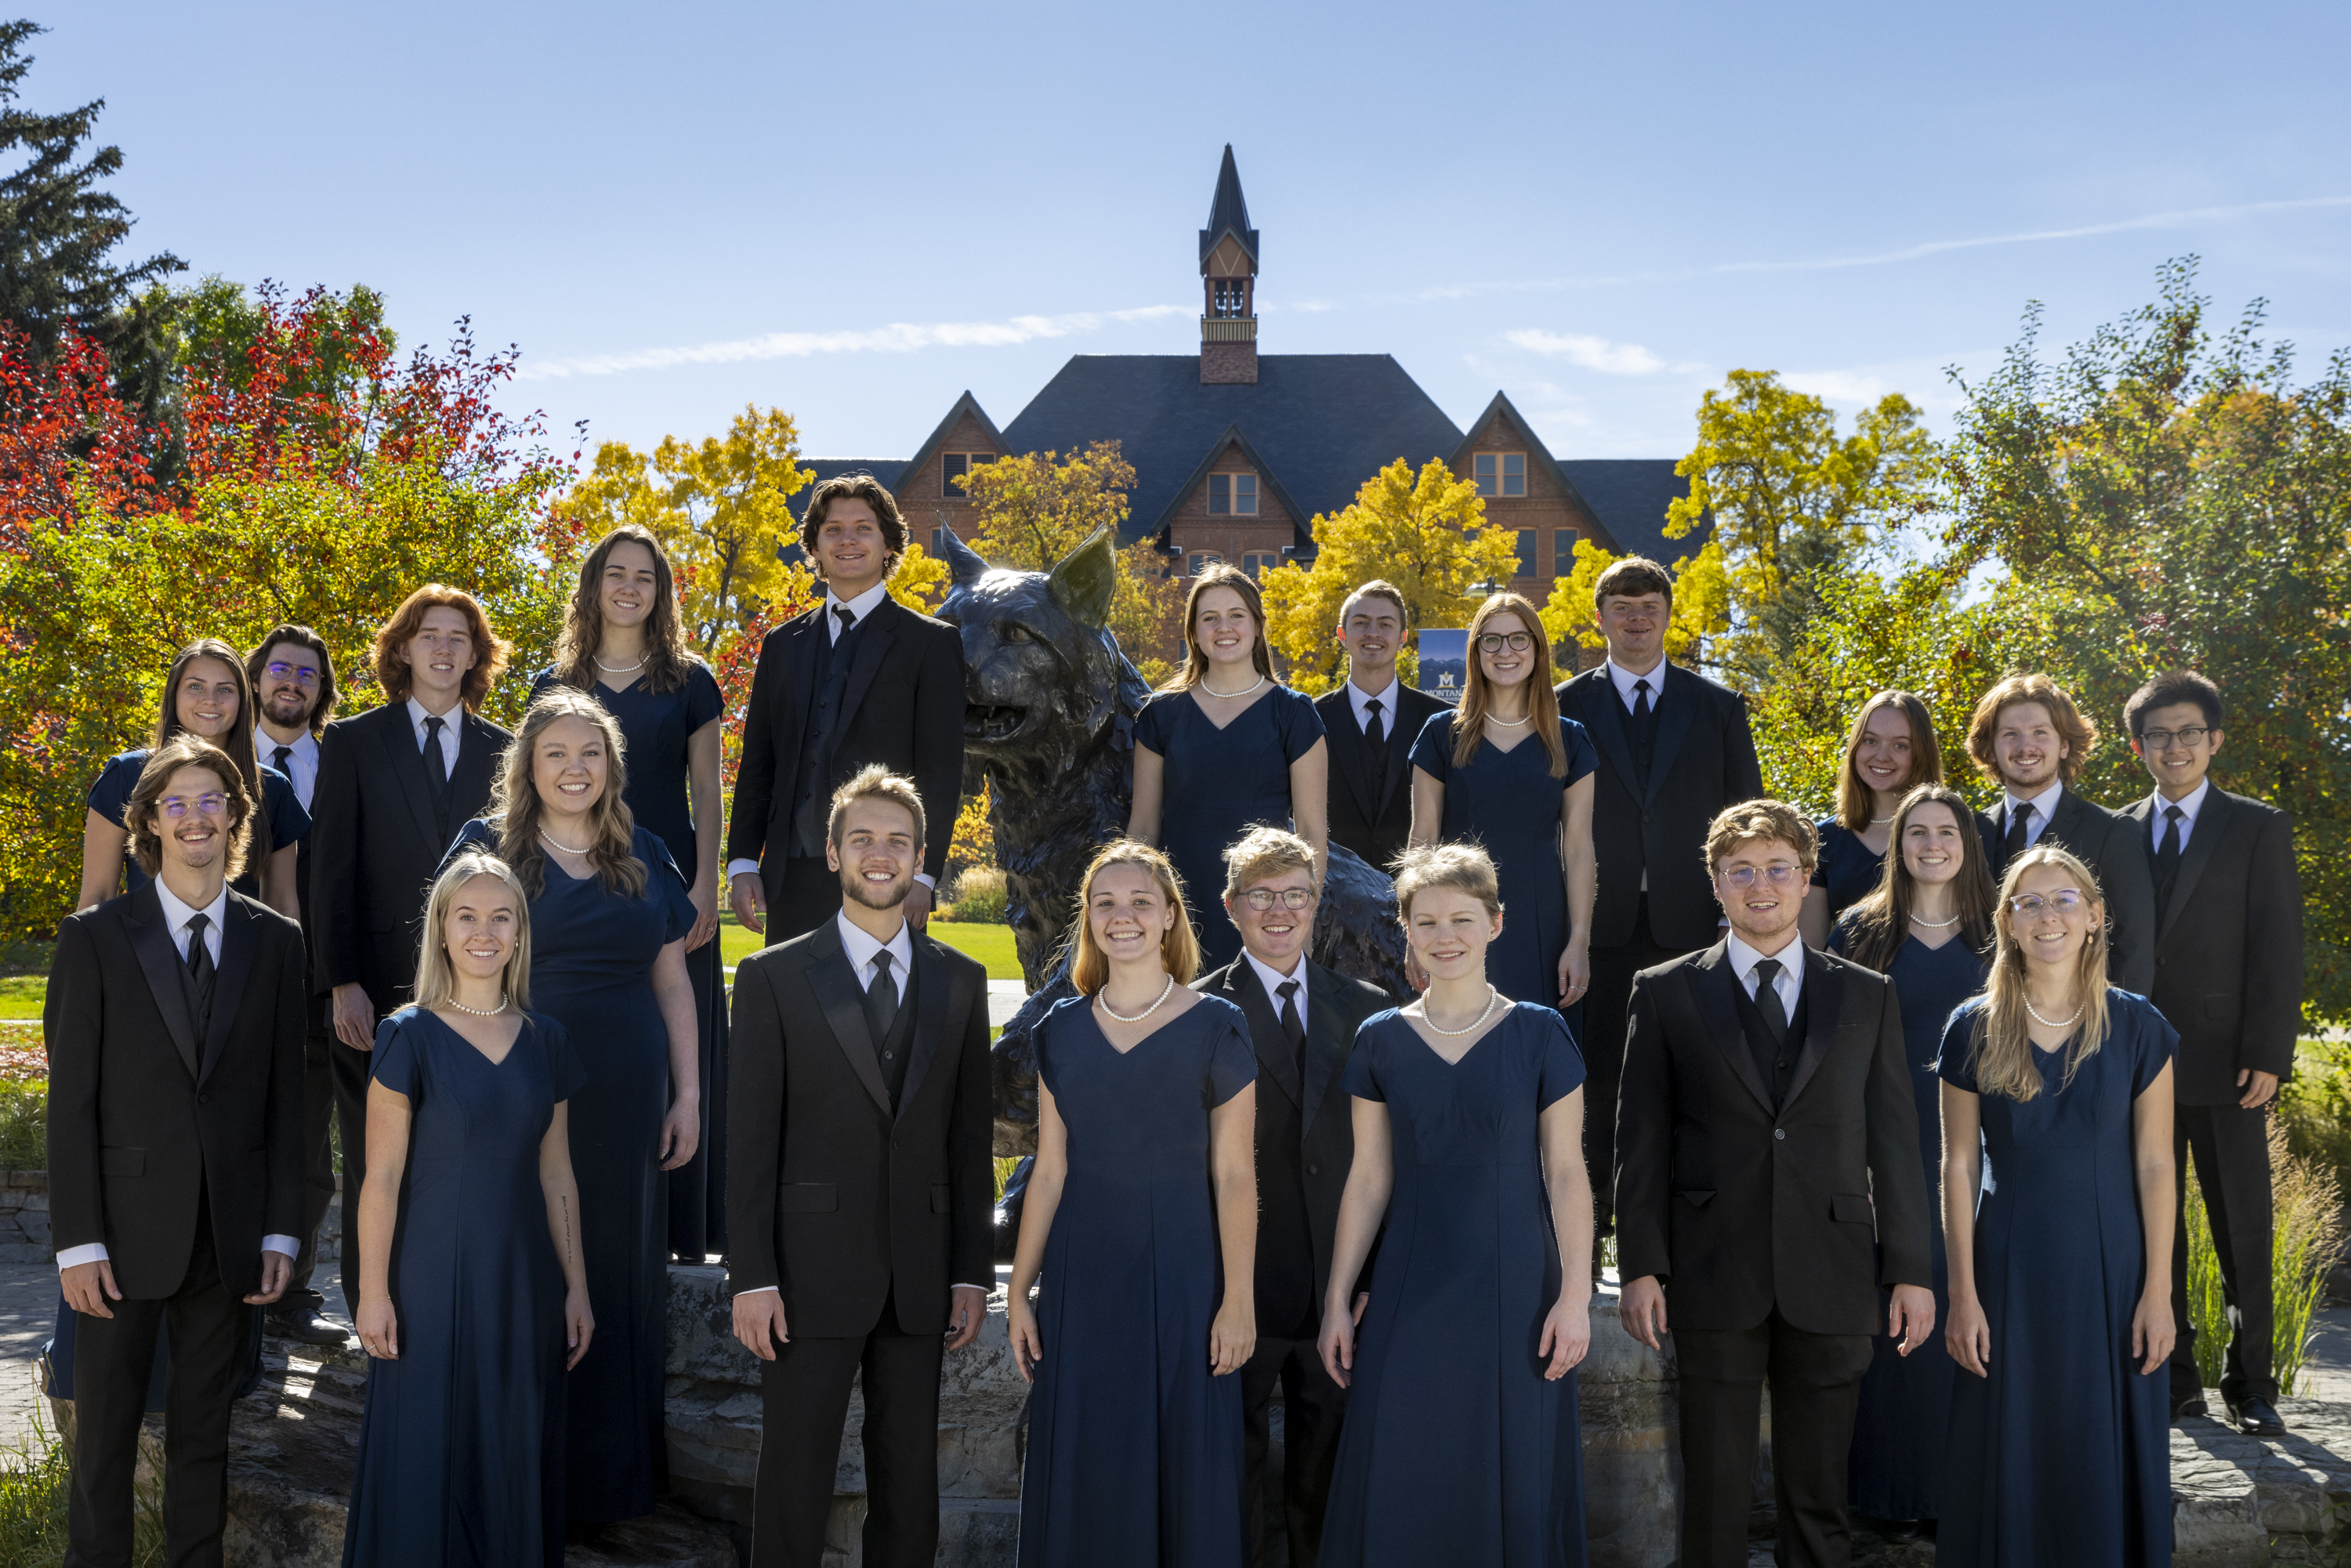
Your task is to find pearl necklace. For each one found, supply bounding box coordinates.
[1422,984,1502,1037]
[1910,911,1961,929]
[445,994,507,1017]
[1486,711,1532,728]
[2023,994,2085,1029]
[1868,814,1895,825]
[1201,672,1269,700]
[1097,972,1176,1023]
[595,654,647,675]
[539,828,592,857]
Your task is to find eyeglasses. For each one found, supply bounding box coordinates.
[2140,726,2210,750]
[264,661,321,687]
[1720,864,1801,889]
[1241,887,1317,912]
[1477,632,1534,654]
[2009,889,2088,918]
[158,793,228,818]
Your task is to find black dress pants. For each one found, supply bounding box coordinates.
[1673,1307,1875,1568]
[2170,1099,2277,1406]
[283,1016,340,1309]
[767,855,846,948]
[1583,900,1688,1238]
[1241,1331,1347,1568]
[751,1296,944,1568]
[68,1206,248,1568]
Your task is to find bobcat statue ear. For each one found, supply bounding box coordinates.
[943,527,992,590]
[1047,527,1117,630]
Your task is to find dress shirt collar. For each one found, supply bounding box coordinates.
[836,909,914,1001]
[2153,775,2212,826]
[1345,674,1400,732]
[1244,948,1309,1026]
[253,726,319,806]
[1725,930,1804,1011]
[824,581,891,641]
[1604,656,1668,711]
[2001,778,2064,840]
[154,875,228,965]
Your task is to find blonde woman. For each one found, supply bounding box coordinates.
[1010,841,1259,1566]
[1937,845,2177,1566]
[344,852,592,1565]
[440,686,698,1528]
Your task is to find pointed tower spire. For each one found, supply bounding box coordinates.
[1197,144,1260,386]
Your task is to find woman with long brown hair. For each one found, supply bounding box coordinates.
[531,524,729,1262]
[1798,690,1947,947]
[440,687,699,1530]
[1406,592,1597,1012]
[1128,563,1328,969]
[78,638,307,916]
[1825,783,1994,1534]
[1936,845,2177,1565]
[1009,840,1259,1565]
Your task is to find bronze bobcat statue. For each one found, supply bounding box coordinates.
[935,527,1409,1155]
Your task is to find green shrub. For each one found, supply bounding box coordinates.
[2184,1121,2346,1396]
[0,1081,41,1172]
[944,867,1008,925]
[2278,1038,2351,1201]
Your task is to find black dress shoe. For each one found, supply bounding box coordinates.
[2226,1397,2287,1436]
[265,1305,353,1345]
[2172,1394,2209,1420]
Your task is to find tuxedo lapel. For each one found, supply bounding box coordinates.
[1571,673,1642,803]
[838,599,901,731]
[198,896,262,1087]
[895,936,958,1117]
[1301,961,1352,1134]
[1780,951,1842,1110]
[802,925,893,1116]
[375,706,440,853]
[1693,943,1773,1114]
[124,885,201,1081]
[2157,790,2230,943]
[1223,964,1303,1110]
[1644,666,1698,806]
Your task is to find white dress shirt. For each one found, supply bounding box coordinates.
[1345,675,1400,738]
[58,878,299,1274]
[1726,930,1806,1017]
[1603,656,1668,712]
[1244,949,1310,1033]
[2150,776,2212,853]
[1999,779,2065,849]
[253,726,319,812]
[407,696,462,777]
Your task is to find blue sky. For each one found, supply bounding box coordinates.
[39,0,2351,471]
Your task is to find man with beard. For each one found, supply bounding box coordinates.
[726,766,994,1568]
[245,624,348,1344]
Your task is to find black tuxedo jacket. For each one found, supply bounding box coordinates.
[308,701,507,1009]
[1195,957,1391,1308]
[726,596,965,885]
[45,885,307,1300]
[1313,683,1446,875]
[1978,786,2157,997]
[1556,663,1765,951]
[726,917,993,1338]
[2121,788,2302,1105]
[1614,941,1930,1336]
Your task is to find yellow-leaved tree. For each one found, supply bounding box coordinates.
[1259,458,1522,693]
[1538,535,1733,666]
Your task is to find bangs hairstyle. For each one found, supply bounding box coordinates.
[371,583,512,712]
[493,688,647,900]
[245,624,339,738]
[2124,668,2226,737]
[1391,840,1502,921]
[1964,845,2113,1101]
[1592,555,1673,610]
[155,639,272,869]
[553,526,696,694]
[1965,672,2097,786]
[1069,839,1201,994]
[827,763,927,850]
[1835,690,1943,831]
[797,473,908,581]
[1222,824,1316,901]
[126,735,252,882]
[1451,592,1569,778]
[1170,564,1274,691]
[1836,784,1997,972]
[412,851,534,1013]
[1704,798,1819,878]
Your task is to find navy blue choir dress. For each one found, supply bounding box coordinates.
[531,663,729,1260]
[1935,991,2177,1567]
[1829,922,1987,1522]
[1813,818,1887,922]
[1320,1003,1589,1567]
[442,819,695,1523]
[88,748,309,900]
[342,1009,586,1567]
[1018,994,1258,1567]
[1132,686,1325,971]
[1407,715,1597,1008]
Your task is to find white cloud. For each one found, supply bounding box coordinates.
[515,304,1187,381]
[1503,329,1704,377]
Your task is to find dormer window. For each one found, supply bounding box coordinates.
[1475,452,1527,498]
[1208,473,1259,516]
[1211,279,1249,319]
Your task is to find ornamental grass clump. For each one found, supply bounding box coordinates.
[2185,1121,2346,1396]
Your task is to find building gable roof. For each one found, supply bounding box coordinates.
[1451,389,1708,569]
[1161,424,1314,550]
[1199,144,1259,271]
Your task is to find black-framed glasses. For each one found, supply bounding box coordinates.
[2140,726,2210,750]
[1241,887,1317,912]
[2009,889,2088,918]
[1477,632,1534,654]
[1721,864,1801,889]
[264,661,321,686]
[158,793,228,818]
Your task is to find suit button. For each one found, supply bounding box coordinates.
[1307,1164,1320,1176]
[197,1094,210,1106]
[1773,1128,1785,1140]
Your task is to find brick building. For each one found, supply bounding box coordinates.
[797,146,1702,603]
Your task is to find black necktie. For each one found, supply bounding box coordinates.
[2002,801,2034,864]
[1632,679,1653,720]
[1276,978,1306,1071]
[271,744,294,780]
[2154,804,2185,916]
[184,911,216,1018]
[1364,698,1386,797]
[1751,958,1788,1045]
[865,950,900,1044]
[422,715,450,800]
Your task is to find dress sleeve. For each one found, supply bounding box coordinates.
[1826,911,1857,958]
[370,1013,422,1097]
[1408,712,1454,782]
[1559,717,1598,787]
[1341,1019,1387,1102]
[643,827,695,942]
[1532,1005,1588,1108]
[1037,998,1083,1102]
[1277,688,1326,764]
[264,770,311,846]
[2127,994,2179,1097]
[529,667,558,703]
[1935,1004,1983,1093]
[1204,1001,1258,1108]
[686,663,723,730]
[1132,693,1175,755]
[436,818,498,878]
[538,1015,588,1102]
[86,753,142,827]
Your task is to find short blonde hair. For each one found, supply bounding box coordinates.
[1704,798,1819,878]
[1222,825,1316,900]
[412,851,534,1013]
[1391,842,1502,920]
[1069,839,1201,994]
[828,764,927,852]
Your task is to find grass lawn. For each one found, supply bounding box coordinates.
[0,974,43,1020]
[719,914,1023,983]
